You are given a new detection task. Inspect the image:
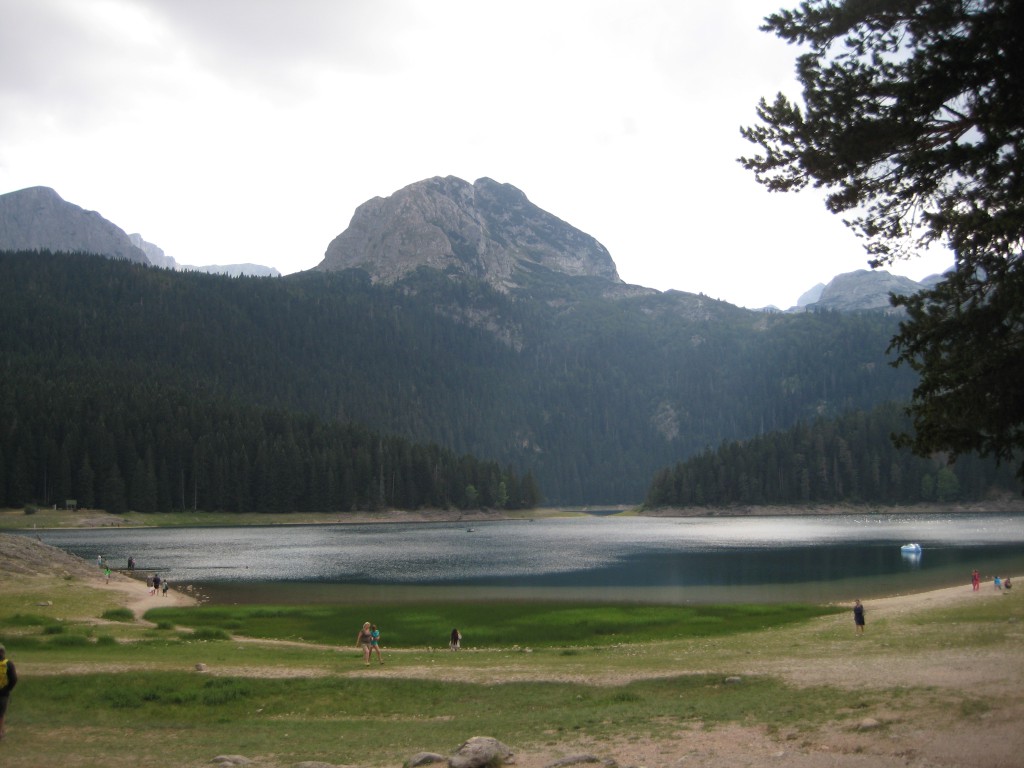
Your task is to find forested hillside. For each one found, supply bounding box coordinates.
[0,371,538,514]
[1,251,922,505]
[646,402,1020,508]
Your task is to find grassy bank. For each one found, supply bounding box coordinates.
[4,581,1022,768]
[143,602,840,647]
[0,595,858,768]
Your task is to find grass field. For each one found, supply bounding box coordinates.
[0,594,856,767]
[4,573,1021,768]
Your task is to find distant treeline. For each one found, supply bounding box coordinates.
[0,374,539,514]
[645,402,1020,507]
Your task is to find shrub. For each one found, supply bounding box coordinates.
[102,608,135,622]
[48,634,90,647]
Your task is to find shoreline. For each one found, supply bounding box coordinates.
[3,498,1024,531]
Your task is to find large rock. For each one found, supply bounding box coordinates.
[0,186,149,264]
[316,176,620,292]
[448,736,515,768]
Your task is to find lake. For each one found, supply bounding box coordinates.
[23,513,1024,604]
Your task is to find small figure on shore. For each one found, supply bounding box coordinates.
[161,579,170,597]
[370,624,384,664]
[104,566,111,583]
[0,644,18,740]
[994,576,1003,591]
[450,627,462,651]
[153,573,161,594]
[853,599,866,634]
[127,556,135,571]
[972,569,980,591]
[97,554,103,569]
[356,622,374,666]
[146,574,155,595]
[1004,577,1012,591]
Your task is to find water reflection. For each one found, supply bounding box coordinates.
[22,513,1024,604]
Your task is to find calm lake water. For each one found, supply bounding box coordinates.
[23,513,1024,605]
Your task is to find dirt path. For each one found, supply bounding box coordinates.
[97,572,198,619]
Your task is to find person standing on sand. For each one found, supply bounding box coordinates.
[0,644,18,740]
[356,622,374,666]
[450,628,462,650]
[972,569,980,591]
[370,624,384,664]
[853,599,866,634]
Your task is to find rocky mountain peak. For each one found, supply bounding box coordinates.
[810,269,924,311]
[0,186,149,264]
[315,176,621,291]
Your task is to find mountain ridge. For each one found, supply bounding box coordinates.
[0,186,149,265]
[0,179,947,309]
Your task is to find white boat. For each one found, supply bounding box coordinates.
[900,542,922,554]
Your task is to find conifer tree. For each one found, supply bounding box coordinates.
[741,0,1024,479]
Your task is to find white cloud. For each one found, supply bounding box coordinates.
[0,0,952,309]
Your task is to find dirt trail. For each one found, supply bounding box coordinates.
[99,572,198,619]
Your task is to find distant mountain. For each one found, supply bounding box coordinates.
[797,282,826,307]
[0,186,149,264]
[128,233,175,268]
[806,269,926,312]
[316,176,624,293]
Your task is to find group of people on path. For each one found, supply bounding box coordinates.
[356,622,384,665]
[854,567,1018,634]
[354,623,465,663]
[146,572,169,596]
[98,554,171,595]
[973,569,1013,592]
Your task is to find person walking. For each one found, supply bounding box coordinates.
[356,622,374,666]
[370,624,384,664]
[0,644,18,740]
[972,569,980,591]
[853,599,866,634]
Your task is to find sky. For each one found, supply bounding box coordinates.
[0,0,953,309]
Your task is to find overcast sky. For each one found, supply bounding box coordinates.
[0,0,952,309]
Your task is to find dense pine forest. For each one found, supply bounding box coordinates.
[0,250,977,508]
[645,402,1020,508]
[0,372,537,513]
